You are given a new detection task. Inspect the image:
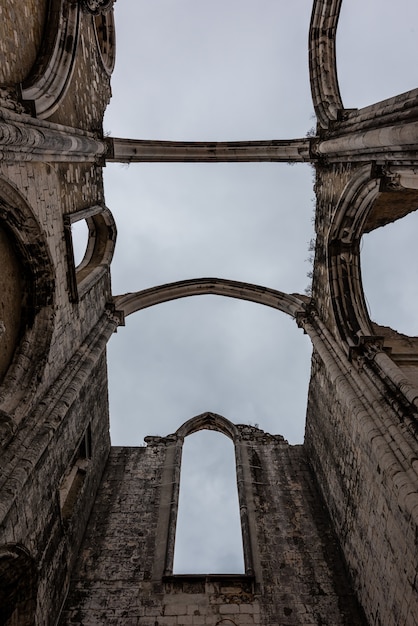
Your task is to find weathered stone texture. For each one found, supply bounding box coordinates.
[48,15,112,131]
[60,430,365,626]
[0,354,111,625]
[0,159,110,406]
[0,0,47,85]
[305,348,418,626]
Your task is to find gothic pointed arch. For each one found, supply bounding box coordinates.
[113,277,307,323]
[64,204,117,302]
[0,177,55,444]
[150,413,259,581]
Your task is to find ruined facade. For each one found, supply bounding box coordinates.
[1,1,418,625]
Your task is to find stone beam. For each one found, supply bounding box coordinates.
[107,138,313,163]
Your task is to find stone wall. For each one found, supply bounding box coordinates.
[0,353,111,625]
[60,426,366,626]
[305,346,418,626]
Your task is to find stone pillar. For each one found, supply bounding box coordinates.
[107,137,313,163]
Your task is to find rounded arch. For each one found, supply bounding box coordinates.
[328,164,418,346]
[309,0,344,129]
[0,177,55,443]
[113,277,307,321]
[176,411,239,442]
[20,0,81,119]
[0,544,38,626]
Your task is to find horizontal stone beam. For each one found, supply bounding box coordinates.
[107,138,313,163]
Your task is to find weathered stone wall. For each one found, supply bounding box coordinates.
[0,3,114,623]
[0,353,111,625]
[305,347,418,626]
[60,428,366,626]
[0,0,47,85]
[48,14,112,132]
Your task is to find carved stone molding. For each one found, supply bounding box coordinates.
[81,0,116,15]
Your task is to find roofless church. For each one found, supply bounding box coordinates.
[1,1,418,624]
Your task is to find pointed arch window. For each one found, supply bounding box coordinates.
[173,429,245,574]
[150,413,258,583]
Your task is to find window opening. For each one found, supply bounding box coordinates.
[337,0,418,109]
[63,205,116,302]
[59,426,92,520]
[361,210,418,337]
[173,429,244,574]
[71,219,89,268]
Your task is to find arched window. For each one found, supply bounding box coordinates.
[361,209,418,337]
[64,204,116,302]
[173,429,244,574]
[151,413,257,582]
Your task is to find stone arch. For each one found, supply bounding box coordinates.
[114,277,306,322]
[0,177,55,444]
[328,164,418,347]
[93,9,116,76]
[20,0,81,119]
[64,204,116,302]
[173,418,245,574]
[151,412,258,580]
[0,544,38,626]
[176,412,239,441]
[309,0,344,130]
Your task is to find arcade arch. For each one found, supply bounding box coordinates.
[0,177,55,440]
[108,285,311,445]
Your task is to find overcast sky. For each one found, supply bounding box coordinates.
[79,0,418,572]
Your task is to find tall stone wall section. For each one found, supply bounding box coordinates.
[0,2,115,623]
[305,347,418,626]
[304,162,418,626]
[60,427,366,626]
